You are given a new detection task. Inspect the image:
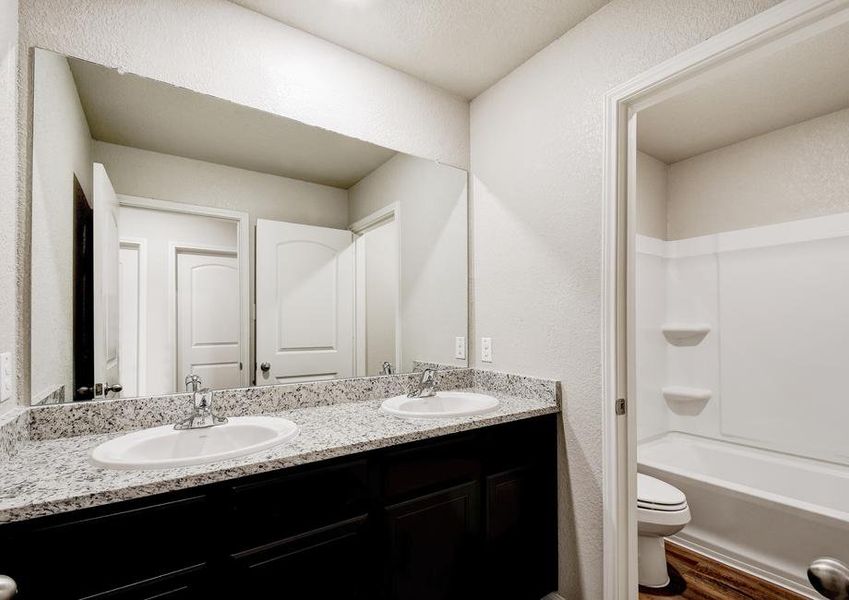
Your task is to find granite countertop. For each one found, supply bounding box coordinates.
[0,387,558,524]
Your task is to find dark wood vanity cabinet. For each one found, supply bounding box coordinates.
[0,415,557,600]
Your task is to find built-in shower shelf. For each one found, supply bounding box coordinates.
[662,386,712,403]
[662,322,711,345]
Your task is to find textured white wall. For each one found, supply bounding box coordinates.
[667,107,849,239]
[30,50,93,404]
[469,0,780,596]
[636,151,668,240]
[93,142,348,230]
[0,0,17,412]
[349,154,468,372]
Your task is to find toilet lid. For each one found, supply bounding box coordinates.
[637,474,687,511]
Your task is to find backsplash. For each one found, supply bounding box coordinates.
[0,368,559,454]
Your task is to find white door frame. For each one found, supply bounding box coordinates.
[118,237,148,397]
[600,1,849,598]
[117,194,250,389]
[350,203,402,376]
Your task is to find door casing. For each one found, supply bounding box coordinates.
[600,1,849,598]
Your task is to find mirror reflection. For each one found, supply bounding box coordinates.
[30,49,468,404]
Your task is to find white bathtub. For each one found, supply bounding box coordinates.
[638,432,849,598]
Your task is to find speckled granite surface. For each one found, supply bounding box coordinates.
[26,369,474,441]
[0,369,559,524]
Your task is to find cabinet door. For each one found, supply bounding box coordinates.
[229,515,371,599]
[82,566,207,600]
[484,466,553,599]
[383,481,479,600]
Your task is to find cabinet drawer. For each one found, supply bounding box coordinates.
[82,566,207,600]
[482,415,557,473]
[9,496,210,600]
[381,434,480,501]
[228,459,368,551]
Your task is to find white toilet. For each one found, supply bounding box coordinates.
[637,473,691,588]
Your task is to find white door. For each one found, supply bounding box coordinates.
[176,250,242,391]
[256,219,354,385]
[93,163,121,397]
[119,243,142,397]
[355,217,398,376]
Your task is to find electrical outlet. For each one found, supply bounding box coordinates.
[0,352,11,402]
[454,336,466,360]
[481,337,492,363]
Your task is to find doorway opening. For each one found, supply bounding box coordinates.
[602,1,849,598]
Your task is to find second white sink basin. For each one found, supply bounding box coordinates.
[381,391,500,419]
[90,416,299,470]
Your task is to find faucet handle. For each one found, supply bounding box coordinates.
[185,374,202,392]
[420,368,436,383]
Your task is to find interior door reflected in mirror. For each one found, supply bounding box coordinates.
[29,48,468,405]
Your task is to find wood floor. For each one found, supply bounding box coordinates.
[638,542,808,600]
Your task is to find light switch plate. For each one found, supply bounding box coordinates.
[0,352,11,402]
[481,337,492,363]
[454,336,466,360]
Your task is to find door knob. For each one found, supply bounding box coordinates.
[104,383,123,394]
[809,557,849,600]
[260,362,271,373]
[0,574,17,599]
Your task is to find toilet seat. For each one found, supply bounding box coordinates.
[637,474,687,512]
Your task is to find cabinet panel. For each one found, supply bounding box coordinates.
[484,466,552,599]
[230,515,371,599]
[383,481,479,600]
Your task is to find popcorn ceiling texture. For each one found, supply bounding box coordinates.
[469,0,781,597]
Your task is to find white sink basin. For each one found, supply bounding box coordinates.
[90,416,299,470]
[381,391,500,419]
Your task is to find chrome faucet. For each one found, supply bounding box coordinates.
[381,361,394,376]
[408,368,437,398]
[175,375,228,430]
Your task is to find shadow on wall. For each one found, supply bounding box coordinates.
[556,402,602,598]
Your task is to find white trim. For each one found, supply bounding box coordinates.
[349,202,397,233]
[601,1,849,599]
[350,203,402,376]
[119,237,148,396]
[119,194,250,390]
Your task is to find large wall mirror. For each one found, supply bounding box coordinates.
[29,48,468,404]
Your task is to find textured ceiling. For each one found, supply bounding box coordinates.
[638,18,849,164]
[230,0,611,99]
[68,56,396,188]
